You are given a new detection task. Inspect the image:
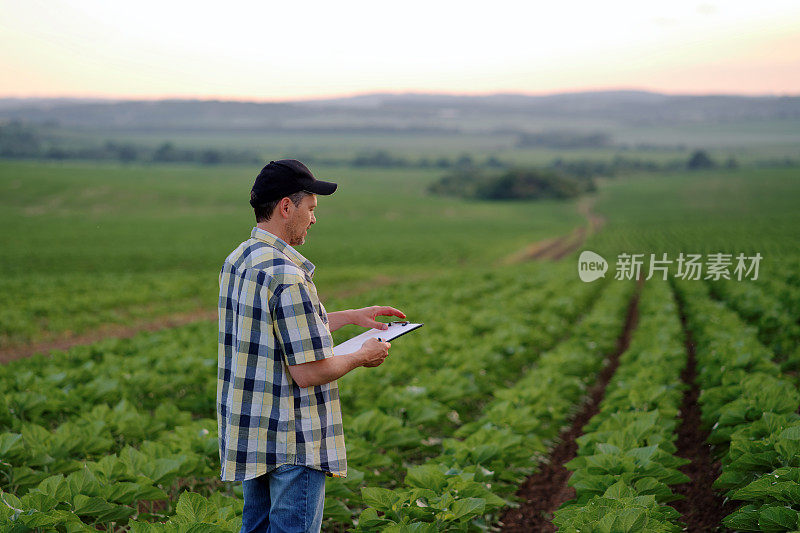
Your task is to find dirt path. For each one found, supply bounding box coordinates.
[0,308,218,364]
[0,275,406,364]
[502,196,606,264]
[672,293,735,531]
[499,279,642,532]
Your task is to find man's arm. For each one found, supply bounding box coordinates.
[271,283,395,388]
[287,338,390,388]
[327,306,406,332]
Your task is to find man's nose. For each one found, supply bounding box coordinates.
[310,214,316,224]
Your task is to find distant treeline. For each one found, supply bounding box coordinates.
[429,168,596,201]
[0,121,507,169]
[426,150,770,201]
[349,150,504,169]
[2,121,797,177]
[514,130,613,149]
[550,150,742,178]
[0,122,261,165]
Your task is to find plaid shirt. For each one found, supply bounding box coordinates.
[217,227,347,481]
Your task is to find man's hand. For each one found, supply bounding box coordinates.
[358,338,391,367]
[287,337,392,387]
[327,305,407,332]
[350,306,406,330]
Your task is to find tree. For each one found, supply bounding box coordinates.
[116,145,138,163]
[153,142,177,162]
[687,150,715,170]
[201,149,222,165]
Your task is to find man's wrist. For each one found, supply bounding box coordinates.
[341,348,364,369]
[352,349,367,368]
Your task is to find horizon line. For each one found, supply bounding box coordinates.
[1,86,799,104]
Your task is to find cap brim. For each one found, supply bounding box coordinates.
[305,180,337,195]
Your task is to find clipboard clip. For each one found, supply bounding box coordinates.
[387,321,409,326]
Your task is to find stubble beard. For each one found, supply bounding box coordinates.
[287,219,307,246]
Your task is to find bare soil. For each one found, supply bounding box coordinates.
[672,296,735,532]
[498,278,642,532]
[503,197,606,264]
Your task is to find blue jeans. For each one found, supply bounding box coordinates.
[241,465,326,533]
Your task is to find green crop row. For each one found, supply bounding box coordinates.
[350,280,636,531]
[0,416,225,531]
[674,280,800,532]
[323,264,605,526]
[0,400,205,494]
[553,280,688,532]
[0,159,584,350]
[1,326,218,431]
[0,272,213,350]
[1,262,603,531]
[706,279,800,372]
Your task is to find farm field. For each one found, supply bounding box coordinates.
[0,159,583,353]
[1,156,800,532]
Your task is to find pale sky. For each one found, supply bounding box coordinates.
[1,0,799,100]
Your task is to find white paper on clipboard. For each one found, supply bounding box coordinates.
[332,321,424,356]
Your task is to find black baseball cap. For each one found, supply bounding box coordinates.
[250,159,337,206]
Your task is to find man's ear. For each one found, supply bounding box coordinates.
[278,197,293,219]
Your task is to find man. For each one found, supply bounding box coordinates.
[217,159,405,532]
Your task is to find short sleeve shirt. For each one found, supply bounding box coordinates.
[217,227,347,481]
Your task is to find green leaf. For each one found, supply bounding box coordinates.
[626,445,660,463]
[594,443,622,455]
[20,492,58,512]
[132,483,169,502]
[361,487,401,512]
[758,505,799,531]
[633,477,678,503]
[383,523,437,533]
[323,497,352,523]
[177,525,222,533]
[613,508,648,531]
[72,494,117,517]
[63,518,96,533]
[19,509,80,528]
[723,505,760,531]
[174,492,216,523]
[603,481,636,500]
[96,504,135,523]
[33,474,70,502]
[128,523,162,533]
[0,433,23,457]
[450,497,485,521]
[357,507,392,529]
[101,481,142,505]
[66,468,101,498]
[776,426,800,463]
[405,464,447,492]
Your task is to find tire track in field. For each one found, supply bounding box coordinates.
[499,277,642,532]
[0,309,218,364]
[502,196,606,264]
[672,288,735,532]
[0,274,407,364]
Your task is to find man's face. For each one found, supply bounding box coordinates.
[286,193,317,246]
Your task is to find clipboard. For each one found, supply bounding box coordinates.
[333,321,424,356]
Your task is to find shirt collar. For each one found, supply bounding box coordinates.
[250,227,316,277]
